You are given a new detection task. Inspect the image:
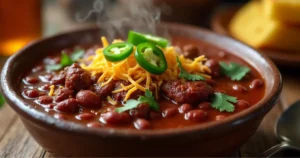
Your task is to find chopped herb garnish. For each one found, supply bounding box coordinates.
[115,100,141,113]
[139,89,159,111]
[70,49,85,62]
[46,49,84,71]
[115,89,159,113]
[176,56,205,81]
[219,62,250,81]
[211,92,237,112]
[60,52,73,67]
[0,93,5,108]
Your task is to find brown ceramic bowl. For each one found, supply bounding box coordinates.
[0,23,282,157]
[211,6,300,67]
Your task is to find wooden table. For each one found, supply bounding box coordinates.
[0,57,299,157]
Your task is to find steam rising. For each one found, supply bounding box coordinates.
[76,0,170,40]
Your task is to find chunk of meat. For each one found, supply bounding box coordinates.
[65,64,91,91]
[205,59,220,77]
[161,80,213,105]
[76,90,102,108]
[54,88,74,102]
[183,44,199,59]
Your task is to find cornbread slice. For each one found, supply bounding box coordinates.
[263,0,300,24]
[229,1,300,51]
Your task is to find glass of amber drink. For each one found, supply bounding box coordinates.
[0,1,41,56]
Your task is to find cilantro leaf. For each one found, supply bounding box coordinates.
[0,93,5,108]
[115,89,159,113]
[70,49,85,62]
[211,92,237,112]
[176,56,205,81]
[60,52,73,67]
[219,62,250,81]
[115,99,141,113]
[46,49,84,71]
[46,64,63,71]
[139,89,159,111]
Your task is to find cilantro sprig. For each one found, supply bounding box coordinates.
[0,93,5,108]
[176,56,205,81]
[211,92,237,112]
[219,62,250,81]
[46,49,84,71]
[115,89,159,113]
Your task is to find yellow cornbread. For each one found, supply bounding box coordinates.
[263,0,300,24]
[229,1,300,51]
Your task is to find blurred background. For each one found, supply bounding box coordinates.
[0,0,249,56]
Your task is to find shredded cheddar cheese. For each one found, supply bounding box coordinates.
[107,96,117,105]
[49,85,55,96]
[80,37,211,101]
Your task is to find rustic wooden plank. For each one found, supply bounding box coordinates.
[0,117,45,158]
[240,103,282,157]
[0,104,17,140]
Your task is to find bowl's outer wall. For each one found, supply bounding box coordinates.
[1,24,282,156]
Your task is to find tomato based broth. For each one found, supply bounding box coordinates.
[20,36,265,130]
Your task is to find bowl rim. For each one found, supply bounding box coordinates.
[0,22,282,139]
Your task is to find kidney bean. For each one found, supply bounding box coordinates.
[24,76,39,84]
[134,118,152,130]
[51,71,66,85]
[129,103,150,119]
[37,96,53,104]
[232,84,248,93]
[32,65,44,73]
[76,113,94,121]
[93,82,115,98]
[87,122,103,128]
[24,89,40,98]
[149,111,162,120]
[76,90,102,108]
[250,79,264,89]
[216,115,226,121]
[55,88,74,102]
[205,59,220,77]
[178,103,192,114]
[198,102,211,110]
[91,73,102,83]
[39,74,53,82]
[183,44,199,59]
[163,107,178,118]
[100,111,131,124]
[236,100,250,109]
[55,98,79,113]
[39,84,51,91]
[185,110,207,122]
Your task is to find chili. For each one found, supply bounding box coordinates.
[103,42,134,62]
[135,43,168,75]
[128,31,169,48]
